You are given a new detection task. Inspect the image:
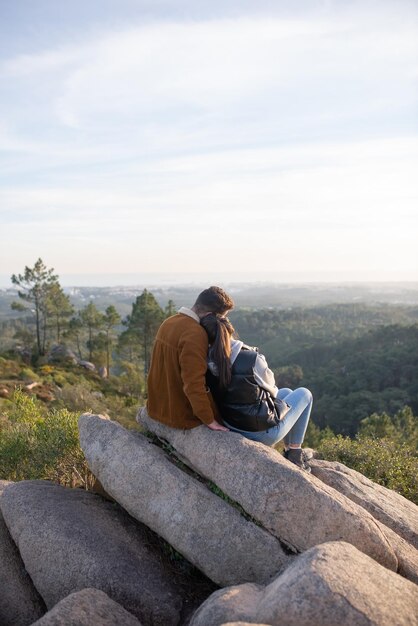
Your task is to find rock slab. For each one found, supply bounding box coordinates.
[78,413,289,587]
[310,459,418,548]
[191,541,418,626]
[0,480,46,626]
[31,588,142,626]
[0,480,182,626]
[373,521,418,585]
[137,408,397,571]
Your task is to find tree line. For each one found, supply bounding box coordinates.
[8,258,175,376]
[231,307,418,436]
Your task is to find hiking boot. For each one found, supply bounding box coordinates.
[284,448,311,473]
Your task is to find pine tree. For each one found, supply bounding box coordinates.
[103,305,121,376]
[63,316,84,360]
[121,289,164,374]
[165,299,177,318]
[45,282,74,343]
[79,302,104,362]
[11,258,59,356]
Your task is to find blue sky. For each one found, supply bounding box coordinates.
[1,0,417,285]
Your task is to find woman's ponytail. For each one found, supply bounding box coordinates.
[201,314,235,390]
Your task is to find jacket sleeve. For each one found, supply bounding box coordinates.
[178,326,215,425]
[253,353,279,398]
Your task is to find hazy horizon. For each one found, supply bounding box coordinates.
[1,271,418,290]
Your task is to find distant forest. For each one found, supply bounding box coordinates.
[230,306,418,436]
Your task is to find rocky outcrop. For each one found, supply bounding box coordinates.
[0,480,183,626]
[31,588,142,626]
[78,414,289,587]
[2,407,417,625]
[377,523,418,584]
[47,346,97,372]
[0,480,46,626]
[48,344,78,364]
[310,459,418,548]
[136,408,398,571]
[78,360,96,371]
[190,541,418,626]
[308,459,418,583]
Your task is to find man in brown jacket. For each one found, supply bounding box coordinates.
[147,286,234,430]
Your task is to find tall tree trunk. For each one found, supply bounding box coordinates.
[35,301,42,356]
[41,311,47,356]
[144,334,149,376]
[76,334,82,360]
[56,313,61,343]
[106,331,110,378]
[89,326,93,361]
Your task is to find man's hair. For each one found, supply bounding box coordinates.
[194,286,234,315]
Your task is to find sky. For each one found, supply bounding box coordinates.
[1,0,417,286]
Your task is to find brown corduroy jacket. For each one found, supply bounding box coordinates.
[146,311,218,428]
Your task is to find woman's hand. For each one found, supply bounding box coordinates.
[206,420,229,431]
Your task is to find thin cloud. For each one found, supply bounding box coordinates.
[1,3,417,280]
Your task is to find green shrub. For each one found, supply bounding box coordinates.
[51,373,67,387]
[103,395,139,429]
[53,368,80,386]
[317,434,418,504]
[19,367,40,382]
[39,366,80,387]
[0,357,21,379]
[0,389,93,488]
[303,419,334,449]
[54,381,108,415]
[359,406,418,452]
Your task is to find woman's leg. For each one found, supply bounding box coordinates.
[276,387,293,447]
[269,387,313,447]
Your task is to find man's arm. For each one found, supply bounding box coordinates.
[178,327,228,430]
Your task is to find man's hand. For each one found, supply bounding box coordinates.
[206,420,229,431]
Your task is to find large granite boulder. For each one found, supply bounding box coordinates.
[78,360,96,371]
[136,409,397,571]
[78,414,289,587]
[374,521,418,584]
[31,588,142,626]
[310,459,418,548]
[190,541,418,626]
[0,480,46,626]
[0,480,183,626]
[48,344,78,364]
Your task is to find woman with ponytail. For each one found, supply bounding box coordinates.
[200,314,313,472]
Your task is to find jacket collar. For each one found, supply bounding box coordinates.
[178,306,200,323]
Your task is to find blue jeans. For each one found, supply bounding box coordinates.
[224,387,313,447]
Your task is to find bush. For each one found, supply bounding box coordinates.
[112,362,145,397]
[19,367,40,382]
[103,394,140,429]
[317,434,418,504]
[40,366,81,388]
[0,356,21,379]
[54,381,108,415]
[359,406,418,451]
[0,389,93,488]
[303,419,334,449]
